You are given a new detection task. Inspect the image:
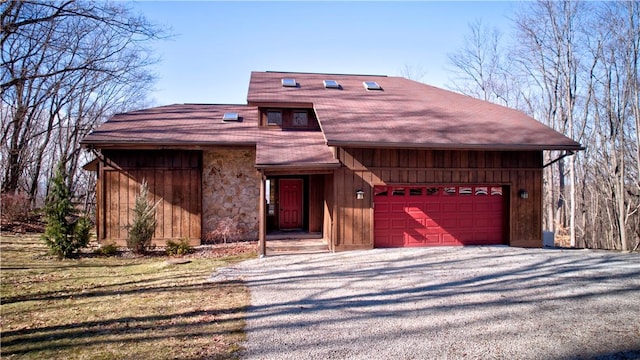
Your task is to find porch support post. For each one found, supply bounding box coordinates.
[258,171,267,257]
[98,156,106,240]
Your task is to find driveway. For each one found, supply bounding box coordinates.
[214,246,640,359]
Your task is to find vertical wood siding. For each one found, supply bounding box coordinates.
[308,175,324,233]
[98,150,202,246]
[324,173,335,250]
[333,148,543,250]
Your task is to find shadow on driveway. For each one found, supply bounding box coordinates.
[219,246,640,360]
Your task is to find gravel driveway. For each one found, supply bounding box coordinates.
[214,246,640,359]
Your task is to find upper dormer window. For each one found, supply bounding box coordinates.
[267,110,282,125]
[323,80,340,89]
[292,111,308,126]
[281,78,297,87]
[363,81,382,90]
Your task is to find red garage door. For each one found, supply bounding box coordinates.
[374,185,505,247]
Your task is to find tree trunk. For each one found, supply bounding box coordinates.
[569,155,576,247]
[3,90,26,193]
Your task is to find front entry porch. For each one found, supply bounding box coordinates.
[266,231,328,254]
[259,172,334,256]
[265,175,326,235]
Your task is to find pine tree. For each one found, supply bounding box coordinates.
[42,163,91,258]
[127,179,159,254]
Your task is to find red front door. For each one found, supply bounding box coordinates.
[279,179,303,229]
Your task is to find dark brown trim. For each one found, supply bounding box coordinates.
[247,101,314,108]
[263,170,337,177]
[326,140,584,151]
[359,167,543,172]
[81,142,257,150]
[259,171,267,257]
[257,164,340,170]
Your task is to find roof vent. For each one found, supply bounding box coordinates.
[323,80,341,89]
[281,78,297,87]
[222,112,240,122]
[363,81,382,91]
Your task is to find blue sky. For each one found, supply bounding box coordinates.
[131,1,517,106]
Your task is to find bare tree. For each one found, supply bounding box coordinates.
[447,0,639,250]
[513,1,591,247]
[1,0,164,209]
[587,1,639,251]
[398,63,427,83]
[447,19,514,106]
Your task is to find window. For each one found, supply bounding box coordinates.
[281,78,297,87]
[363,81,382,90]
[443,187,456,196]
[222,112,240,122]
[267,110,282,125]
[267,180,276,215]
[426,187,439,196]
[459,187,472,195]
[392,188,405,196]
[409,188,423,196]
[323,80,340,89]
[491,187,503,196]
[265,179,271,204]
[475,187,488,196]
[293,111,308,126]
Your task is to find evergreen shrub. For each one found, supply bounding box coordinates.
[42,163,91,258]
[127,180,159,254]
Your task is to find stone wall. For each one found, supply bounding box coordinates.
[202,148,260,241]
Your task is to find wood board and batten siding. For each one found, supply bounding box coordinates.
[308,175,325,233]
[97,150,202,246]
[323,173,335,251]
[332,148,543,251]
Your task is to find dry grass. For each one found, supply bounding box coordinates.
[0,234,256,359]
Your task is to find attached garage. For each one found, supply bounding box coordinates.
[374,185,505,247]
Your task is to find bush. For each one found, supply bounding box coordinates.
[204,217,244,244]
[166,238,193,256]
[42,163,91,258]
[127,180,159,254]
[1,192,31,222]
[95,243,119,256]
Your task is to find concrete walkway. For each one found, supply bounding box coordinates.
[216,246,640,359]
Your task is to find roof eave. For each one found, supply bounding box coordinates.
[255,163,341,170]
[326,140,584,151]
[246,100,314,108]
[81,140,257,150]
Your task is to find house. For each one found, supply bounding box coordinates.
[81,71,583,253]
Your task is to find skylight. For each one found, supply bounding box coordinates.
[281,78,297,87]
[363,81,382,90]
[323,80,340,89]
[222,112,240,122]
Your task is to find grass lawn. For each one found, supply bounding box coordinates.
[0,234,256,359]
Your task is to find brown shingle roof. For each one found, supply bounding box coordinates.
[248,71,583,151]
[83,71,583,170]
[81,103,338,169]
[81,104,259,147]
[256,131,339,168]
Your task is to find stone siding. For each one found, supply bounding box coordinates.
[202,148,260,241]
